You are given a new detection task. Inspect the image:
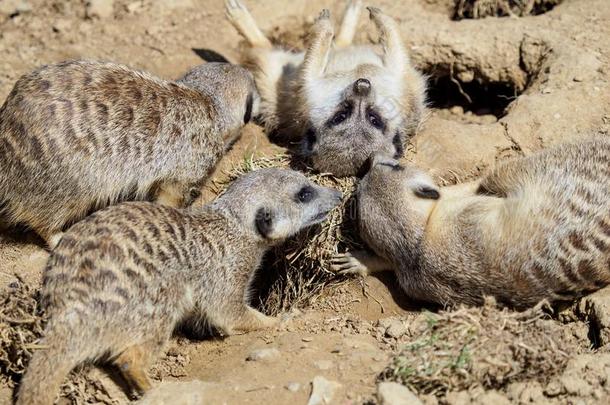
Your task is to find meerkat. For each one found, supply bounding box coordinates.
[332,137,610,309]
[0,60,258,247]
[16,168,342,405]
[225,0,426,176]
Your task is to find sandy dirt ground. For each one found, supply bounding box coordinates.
[1,0,610,404]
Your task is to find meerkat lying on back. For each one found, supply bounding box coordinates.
[17,168,342,405]
[225,0,426,176]
[333,137,610,308]
[0,60,257,247]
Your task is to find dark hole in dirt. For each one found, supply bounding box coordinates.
[424,70,520,118]
[453,0,563,20]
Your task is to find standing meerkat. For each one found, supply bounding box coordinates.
[0,60,258,247]
[17,168,342,405]
[225,0,426,176]
[332,137,610,308]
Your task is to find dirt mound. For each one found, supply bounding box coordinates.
[379,300,579,396]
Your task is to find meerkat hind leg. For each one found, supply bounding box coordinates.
[367,6,406,71]
[113,344,155,397]
[225,0,272,48]
[335,0,362,48]
[302,10,334,80]
[331,250,393,277]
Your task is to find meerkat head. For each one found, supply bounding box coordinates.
[357,154,440,258]
[178,62,260,147]
[212,168,343,244]
[299,66,408,177]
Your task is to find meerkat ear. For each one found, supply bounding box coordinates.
[413,184,440,200]
[255,207,274,238]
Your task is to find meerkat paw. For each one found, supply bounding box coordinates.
[313,9,333,33]
[330,251,371,277]
[225,0,271,48]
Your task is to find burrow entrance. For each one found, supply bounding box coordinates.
[453,0,563,20]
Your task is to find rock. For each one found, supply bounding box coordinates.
[86,0,114,19]
[386,320,408,339]
[578,287,610,346]
[443,391,471,405]
[307,376,341,405]
[246,347,280,363]
[285,382,301,392]
[313,360,334,370]
[137,380,211,405]
[0,0,31,17]
[377,382,422,405]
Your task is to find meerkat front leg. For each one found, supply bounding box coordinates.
[331,250,394,277]
[227,306,278,334]
[225,0,272,49]
[154,180,200,208]
[335,0,362,48]
[367,7,407,75]
[301,10,334,82]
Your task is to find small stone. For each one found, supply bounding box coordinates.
[544,380,563,397]
[474,391,511,405]
[314,360,334,370]
[444,391,470,405]
[377,382,422,405]
[307,376,341,405]
[52,19,72,33]
[86,0,115,19]
[386,320,407,338]
[573,76,584,82]
[285,382,300,392]
[246,348,280,363]
[0,0,31,16]
[302,337,313,342]
[449,106,464,115]
[553,113,561,119]
[541,87,552,94]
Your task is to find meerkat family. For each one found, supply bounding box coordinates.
[332,137,610,309]
[0,60,257,247]
[16,168,342,404]
[225,0,426,176]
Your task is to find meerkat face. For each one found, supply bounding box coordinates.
[301,66,406,177]
[214,168,343,244]
[178,62,260,145]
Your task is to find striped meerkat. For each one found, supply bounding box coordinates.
[333,137,610,308]
[17,168,342,404]
[0,60,258,247]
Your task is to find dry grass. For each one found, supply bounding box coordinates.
[211,154,363,314]
[454,0,562,19]
[0,277,45,387]
[380,299,575,396]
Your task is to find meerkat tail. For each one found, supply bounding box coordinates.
[16,336,86,405]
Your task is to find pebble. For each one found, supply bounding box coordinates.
[0,0,31,16]
[246,348,280,363]
[285,382,300,392]
[313,360,334,370]
[86,0,114,19]
[307,376,341,405]
[385,320,408,338]
[377,382,422,405]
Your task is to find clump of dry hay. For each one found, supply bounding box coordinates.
[454,0,562,19]
[380,299,574,396]
[211,154,363,314]
[0,277,45,386]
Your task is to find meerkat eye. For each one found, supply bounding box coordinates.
[328,103,352,127]
[367,110,384,130]
[296,185,316,203]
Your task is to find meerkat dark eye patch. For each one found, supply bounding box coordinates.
[243,92,254,124]
[392,131,404,158]
[305,128,317,151]
[367,109,385,131]
[255,207,274,238]
[296,185,316,203]
[327,103,353,128]
[414,186,440,200]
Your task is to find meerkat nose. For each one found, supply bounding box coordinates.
[354,78,371,96]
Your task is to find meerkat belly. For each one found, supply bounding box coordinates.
[326,46,384,72]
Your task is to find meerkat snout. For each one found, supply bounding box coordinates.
[354,78,371,96]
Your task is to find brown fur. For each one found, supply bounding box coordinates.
[225,0,426,176]
[334,137,610,309]
[16,168,342,404]
[0,60,258,246]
